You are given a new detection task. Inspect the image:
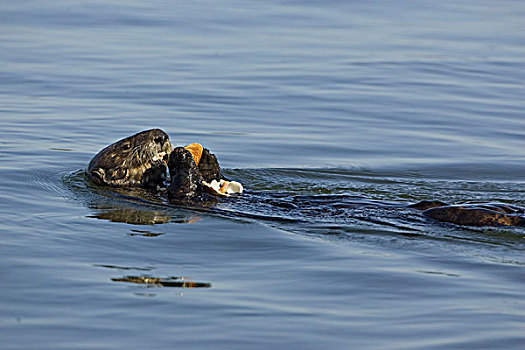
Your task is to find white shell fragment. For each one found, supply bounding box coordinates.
[202,179,244,196]
[152,151,168,162]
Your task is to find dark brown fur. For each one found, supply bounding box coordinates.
[167,147,203,201]
[197,148,223,183]
[411,201,525,226]
[167,146,224,201]
[87,129,172,189]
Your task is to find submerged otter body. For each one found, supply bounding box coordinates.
[87,131,524,227]
[87,129,172,189]
[416,201,525,227]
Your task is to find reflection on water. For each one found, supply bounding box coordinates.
[88,205,203,225]
[112,275,212,288]
[129,229,166,237]
[62,171,203,225]
[89,208,172,225]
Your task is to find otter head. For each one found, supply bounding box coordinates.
[87,129,172,188]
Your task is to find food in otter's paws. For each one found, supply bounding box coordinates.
[184,143,203,165]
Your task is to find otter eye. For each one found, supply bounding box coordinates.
[154,136,164,144]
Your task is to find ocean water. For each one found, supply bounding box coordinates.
[1,1,524,349]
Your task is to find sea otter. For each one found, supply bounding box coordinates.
[86,128,233,197]
[87,130,524,227]
[87,129,172,189]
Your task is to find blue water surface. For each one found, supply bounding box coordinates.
[1,1,524,349]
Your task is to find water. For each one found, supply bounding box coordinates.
[1,1,524,349]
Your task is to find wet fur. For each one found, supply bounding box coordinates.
[87,129,172,189]
[166,147,224,201]
[167,147,203,201]
[411,200,525,226]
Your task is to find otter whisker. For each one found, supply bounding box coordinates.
[130,145,144,167]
